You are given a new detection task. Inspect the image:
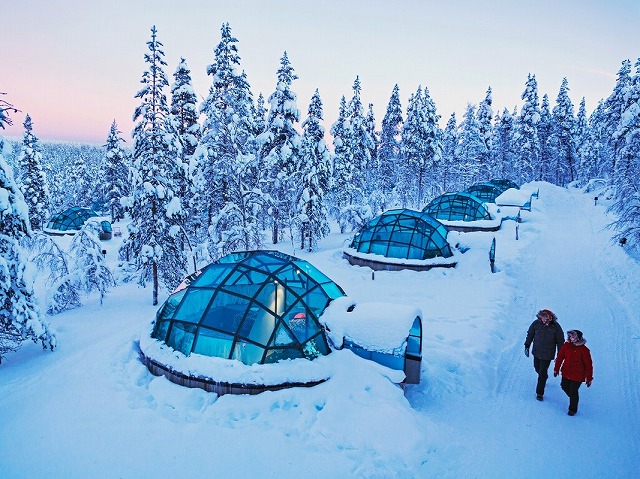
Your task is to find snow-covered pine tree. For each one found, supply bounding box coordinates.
[258,51,301,244]
[492,107,518,181]
[441,112,459,193]
[456,103,485,187]
[195,23,261,257]
[378,84,403,207]
[254,93,268,136]
[419,87,442,203]
[603,59,632,177]
[514,74,541,184]
[365,102,379,187]
[573,97,588,185]
[207,69,264,258]
[1,114,56,362]
[120,25,187,305]
[347,77,373,187]
[329,96,351,224]
[476,86,494,178]
[609,57,640,247]
[398,88,421,207]
[103,120,129,222]
[578,101,608,183]
[170,57,201,160]
[297,89,331,251]
[537,94,554,182]
[69,221,115,305]
[400,86,442,207]
[17,114,50,230]
[335,77,377,231]
[29,232,81,314]
[550,78,577,185]
[68,151,91,206]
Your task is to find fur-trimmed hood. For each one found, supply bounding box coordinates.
[536,309,558,323]
[568,329,586,346]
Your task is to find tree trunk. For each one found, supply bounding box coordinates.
[152,261,158,306]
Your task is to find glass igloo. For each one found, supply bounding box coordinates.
[348,209,453,260]
[44,206,99,234]
[150,250,346,366]
[488,178,519,191]
[422,192,492,222]
[464,182,505,203]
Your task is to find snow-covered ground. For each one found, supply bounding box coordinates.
[1,182,639,478]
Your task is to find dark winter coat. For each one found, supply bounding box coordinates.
[524,319,564,360]
[554,342,593,383]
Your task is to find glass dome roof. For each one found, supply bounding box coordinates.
[422,192,491,222]
[464,182,505,203]
[45,206,98,232]
[151,250,346,366]
[488,178,519,191]
[349,209,453,260]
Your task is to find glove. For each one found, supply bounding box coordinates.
[524,347,529,357]
[586,379,592,387]
[554,371,558,377]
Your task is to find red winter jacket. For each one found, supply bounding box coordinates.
[554,342,593,383]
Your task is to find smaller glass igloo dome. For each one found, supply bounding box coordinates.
[423,192,491,222]
[349,209,453,260]
[464,182,505,203]
[488,178,519,191]
[44,206,99,234]
[151,250,346,366]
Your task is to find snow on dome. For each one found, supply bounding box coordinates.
[322,297,422,354]
[496,188,535,208]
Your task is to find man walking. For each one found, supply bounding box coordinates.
[524,309,564,401]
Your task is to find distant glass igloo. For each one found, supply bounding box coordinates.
[149,250,346,366]
[465,179,520,203]
[44,206,99,234]
[344,209,456,271]
[423,192,490,220]
[464,182,505,203]
[44,206,112,239]
[488,178,519,191]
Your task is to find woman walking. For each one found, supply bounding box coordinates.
[554,330,593,416]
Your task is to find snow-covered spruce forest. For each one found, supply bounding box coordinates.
[1,23,639,359]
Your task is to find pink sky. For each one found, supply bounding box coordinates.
[2,0,638,145]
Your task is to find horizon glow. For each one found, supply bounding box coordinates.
[2,0,638,145]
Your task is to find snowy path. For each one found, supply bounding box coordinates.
[427,185,640,478]
[2,184,640,479]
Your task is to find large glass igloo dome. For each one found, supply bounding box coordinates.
[151,250,346,366]
[423,192,491,222]
[349,209,453,260]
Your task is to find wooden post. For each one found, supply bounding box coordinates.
[489,237,496,273]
